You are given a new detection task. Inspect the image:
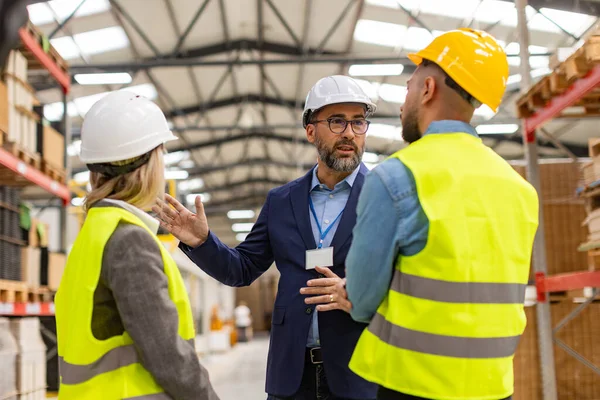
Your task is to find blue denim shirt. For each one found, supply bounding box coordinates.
[346,120,479,323]
[306,165,360,347]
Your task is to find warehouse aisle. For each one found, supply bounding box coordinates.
[203,333,270,400]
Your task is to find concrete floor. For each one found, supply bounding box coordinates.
[202,334,270,400]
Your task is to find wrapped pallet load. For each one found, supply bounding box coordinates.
[9,318,46,400]
[0,317,18,400]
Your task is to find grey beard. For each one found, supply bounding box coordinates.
[317,146,361,172]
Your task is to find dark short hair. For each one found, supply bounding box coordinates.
[421,59,481,108]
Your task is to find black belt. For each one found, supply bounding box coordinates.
[306,347,323,364]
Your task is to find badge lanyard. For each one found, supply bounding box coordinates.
[309,197,344,249]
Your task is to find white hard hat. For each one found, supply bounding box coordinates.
[79,90,177,164]
[302,75,377,128]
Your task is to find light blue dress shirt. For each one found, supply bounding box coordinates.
[306,165,360,348]
[346,120,480,323]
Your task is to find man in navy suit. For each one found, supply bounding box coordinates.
[154,75,378,400]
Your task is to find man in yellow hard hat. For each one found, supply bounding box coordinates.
[343,28,539,400]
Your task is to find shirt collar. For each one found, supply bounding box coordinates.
[311,164,361,192]
[102,199,159,234]
[424,120,479,138]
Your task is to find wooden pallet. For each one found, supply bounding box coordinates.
[18,21,69,75]
[0,280,28,303]
[41,160,66,184]
[27,286,53,303]
[516,37,600,118]
[2,132,41,170]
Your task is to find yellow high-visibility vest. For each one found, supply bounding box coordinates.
[349,132,539,400]
[55,206,195,400]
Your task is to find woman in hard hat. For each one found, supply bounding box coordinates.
[54,91,219,400]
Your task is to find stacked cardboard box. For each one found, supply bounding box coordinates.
[580,139,600,246]
[36,122,65,170]
[9,318,46,400]
[0,317,18,400]
[4,50,39,155]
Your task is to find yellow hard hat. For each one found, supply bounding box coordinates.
[407,28,509,112]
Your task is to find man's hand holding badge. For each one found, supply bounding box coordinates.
[300,266,353,313]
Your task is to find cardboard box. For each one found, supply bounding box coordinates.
[28,219,39,248]
[8,105,19,143]
[14,51,27,82]
[38,124,65,168]
[19,111,28,150]
[0,81,8,135]
[20,247,40,288]
[48,252,66,291]
[583,208,600,236]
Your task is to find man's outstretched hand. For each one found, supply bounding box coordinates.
[152,194,209,248]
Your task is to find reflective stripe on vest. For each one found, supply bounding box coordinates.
[59,345,139,385]
[59,339,196,385]
[392,272,527,304]
[124,394,172,400]
[368,313,521,359]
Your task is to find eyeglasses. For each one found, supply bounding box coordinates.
[311,117,370,135]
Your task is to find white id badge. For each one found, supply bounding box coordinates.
[305,247,334,270]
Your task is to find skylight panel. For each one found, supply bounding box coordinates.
[73,26,129,55]
[354,20,408,47]
[50,26,129,60]
[365,0,420,10]
[27,0,110,26]
[402,27,445,51]
[538,7,596,37]
[472,0,517,24]
[417,0,480,20]
[49,36,81,60]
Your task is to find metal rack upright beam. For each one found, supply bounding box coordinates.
[515,1,558,399]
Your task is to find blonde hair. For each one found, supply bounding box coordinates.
[84,146,165,212]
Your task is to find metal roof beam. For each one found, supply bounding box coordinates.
[496,0,600,16]
[185,157,315,177]
[203,177,289,193]
[67,54,418,73]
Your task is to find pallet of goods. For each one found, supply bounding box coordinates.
[3,50,40,164]
[18,21,69,79]
[0,51,67,187]
[516,28,600,119]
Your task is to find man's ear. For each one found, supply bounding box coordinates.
[421,76,436,106]
[306,124,316,144]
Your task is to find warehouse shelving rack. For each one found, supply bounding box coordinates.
[0,21,72,319]
[516,0,600,396]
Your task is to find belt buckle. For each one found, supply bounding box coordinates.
[310,347,323,364]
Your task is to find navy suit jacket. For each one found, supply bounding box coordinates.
[180,164,377,399]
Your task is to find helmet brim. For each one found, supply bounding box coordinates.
[408,53,423,65]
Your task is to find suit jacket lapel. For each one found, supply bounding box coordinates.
[330,163,368,256]
[290,166,317,250]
